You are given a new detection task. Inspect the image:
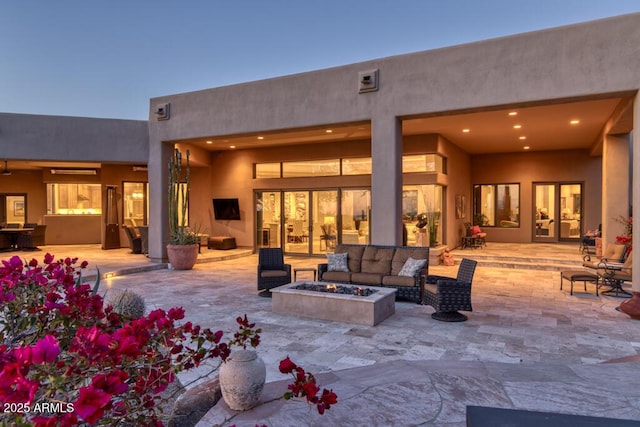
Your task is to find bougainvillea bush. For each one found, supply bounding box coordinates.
[0,254,336,426]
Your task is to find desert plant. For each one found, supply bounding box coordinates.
[168,148,199,246]
[108,290,146,320]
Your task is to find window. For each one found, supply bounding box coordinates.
[282,160,340,178]
[402,154,445,174]
[473,184,520,227]
[402,185,443,246]
[255,163,281,179]
[342,157,372,175]
[123,182,148,226]
[46,184,102,215]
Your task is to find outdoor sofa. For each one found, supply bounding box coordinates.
[317,243,429,304]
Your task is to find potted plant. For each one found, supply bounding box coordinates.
[166,148,200,270]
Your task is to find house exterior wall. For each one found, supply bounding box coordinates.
[147,13,640,261]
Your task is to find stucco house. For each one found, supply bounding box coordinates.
[0,14,637,284]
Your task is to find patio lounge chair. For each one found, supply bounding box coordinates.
[424,258,477,322]
[257,248,291,297]
[123,225,142,254]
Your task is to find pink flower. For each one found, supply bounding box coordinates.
[279,356,297,374]
[75,386,112,424]
[31,335,60,364]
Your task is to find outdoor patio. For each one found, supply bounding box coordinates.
[6,243,639,426]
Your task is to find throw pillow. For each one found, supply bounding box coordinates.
[327,252,349,272]
[398,257,426,277]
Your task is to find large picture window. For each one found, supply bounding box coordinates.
[473,184,520,227]
[46,184,102,215]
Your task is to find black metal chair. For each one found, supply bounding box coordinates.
[257,248,291,297]
[424,258,477,322]
[123,225,142,254]
[16,225,47,250]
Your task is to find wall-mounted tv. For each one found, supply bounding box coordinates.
[213,198,241,220]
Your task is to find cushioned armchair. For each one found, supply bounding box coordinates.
[257,248,291,296]
[123,225,142,254]
[424,258,477,322]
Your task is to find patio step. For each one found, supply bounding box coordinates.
[452,253,583,272]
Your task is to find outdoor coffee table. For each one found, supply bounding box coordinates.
[271,282,396,326]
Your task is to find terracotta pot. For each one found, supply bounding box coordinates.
[619,292,640,320]
[219,349,266,411]
[166,244,199,270]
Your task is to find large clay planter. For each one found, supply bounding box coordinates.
[619,292,640,320]
[219,349,266,411]
[166,244,199,270]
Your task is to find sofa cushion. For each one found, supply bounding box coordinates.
[321,271,351,283]
[391,248,429,275]
[361,247,394,274]
[382,275,416,287]
[327,252,349,272]
[351,272,383,286]
[335,244,365,273]
[398,257,427,277]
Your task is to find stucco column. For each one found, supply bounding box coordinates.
[371,116,402,245]
[147,139,172,263]
[601,134,630,246]
[633,99,639,293]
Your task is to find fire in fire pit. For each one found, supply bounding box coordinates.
[293,282,378,297]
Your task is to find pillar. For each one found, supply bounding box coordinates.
[601,134,630,246]
[147,138,173,263]
[371,116,403,245]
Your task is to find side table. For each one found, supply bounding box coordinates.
[294,267,317,282]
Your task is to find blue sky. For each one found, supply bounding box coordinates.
[1,1,638,120]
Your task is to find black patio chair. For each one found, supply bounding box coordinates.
[424,258,477,322]
[16,225,47,250]
[257,247,291,297]
[123,225,142,254]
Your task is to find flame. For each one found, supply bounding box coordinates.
[326,284,338,292]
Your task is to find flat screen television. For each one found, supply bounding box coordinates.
[213,198,241,220]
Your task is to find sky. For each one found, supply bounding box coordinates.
[1,1,639,121]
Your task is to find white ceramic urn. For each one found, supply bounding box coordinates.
[219,349,266,411]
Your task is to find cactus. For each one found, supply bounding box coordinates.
[108,290,146,320]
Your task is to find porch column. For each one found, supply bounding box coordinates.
[601,134,630,246]
[371,116,402,245]
[633,97,639,293]
[147,139,173,263]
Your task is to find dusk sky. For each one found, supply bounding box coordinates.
[1,2,639,120]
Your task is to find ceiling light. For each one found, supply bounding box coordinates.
[325,129,333,133]
[519,136,527,140]
[229,145,236,149]
[513,125,522,129]
[523,146,530,150]
[257,136,264,140]
[206,140,213,145]
[508,111,518,116]
[570,119,580,125]
[462,129,470,133]
[50,169,97,175]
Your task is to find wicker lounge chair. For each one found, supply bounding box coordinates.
[424,258,477,322]
[257,248,291,297]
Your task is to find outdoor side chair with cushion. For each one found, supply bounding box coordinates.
[16,225,47,250]
[123,225,142,254]
[424,258,477,322]
[257,248,291,297]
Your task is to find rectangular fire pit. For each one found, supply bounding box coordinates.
[271,282,396,326]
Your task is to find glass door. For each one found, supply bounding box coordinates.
[256,191,282,248]
[311,190,338,255]
[559,183,582,241]
[534,184,556,242]
[340,189,370,245]
[284,191,310,254]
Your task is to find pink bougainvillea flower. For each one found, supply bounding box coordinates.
[91,370,129,395]
[75,386,112,424]
[279,356,297,374]
[31,335,60,364]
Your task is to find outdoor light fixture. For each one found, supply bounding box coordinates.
[50,169,97,175]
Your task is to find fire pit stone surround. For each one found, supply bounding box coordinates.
[271,281,396,326]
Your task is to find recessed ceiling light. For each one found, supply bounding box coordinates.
[325,129,333,133]
[229,145,236,149]
[257,136,264,140]
[206,140,213,145]
[519,136,527,140]
[570,119,580,125]
[508,111,518,116]
[513,125,522,129]
[462,129,470,133]
[523,146,530,150]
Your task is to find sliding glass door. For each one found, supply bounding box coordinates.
[533,183,582,242]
